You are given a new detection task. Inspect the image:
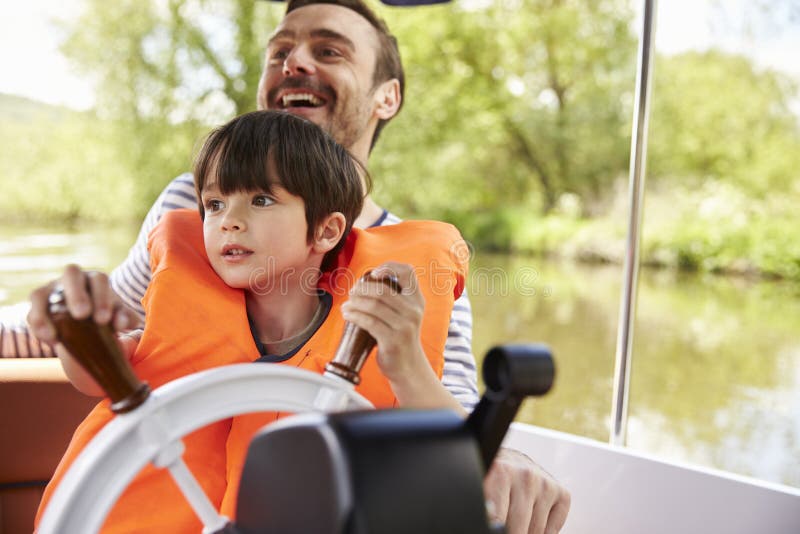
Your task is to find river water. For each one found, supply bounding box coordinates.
[1,223,798,489]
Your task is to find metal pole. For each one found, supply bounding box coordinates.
[610,0,657,446]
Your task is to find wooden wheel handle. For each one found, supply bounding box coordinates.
[48,288,150,413]
[324,271,402,385]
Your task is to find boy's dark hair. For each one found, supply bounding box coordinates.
[286,0,404,151]
[194,110,365,271]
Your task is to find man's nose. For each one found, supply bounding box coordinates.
[282,46,316,77]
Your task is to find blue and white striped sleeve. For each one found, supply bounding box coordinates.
[0,303,55,358]
[109,174,198,318]
[379,211,480,411]
[442,291,479,410]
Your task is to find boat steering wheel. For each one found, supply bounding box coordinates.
[38,363,372,534]
[38,284,390,534]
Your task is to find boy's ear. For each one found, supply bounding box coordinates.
[372,78,401,121]
[312,212,347,254]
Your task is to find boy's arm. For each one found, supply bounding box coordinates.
[56,330,142,397]
[342,263,571,534]
[340,262,465,414]
[377,213,479,410]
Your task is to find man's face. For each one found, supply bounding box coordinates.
[258,4,382,154]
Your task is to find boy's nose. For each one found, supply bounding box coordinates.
[221,209,247,232]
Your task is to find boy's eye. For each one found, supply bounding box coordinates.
[205,199,224,212]
[252,194,274,207]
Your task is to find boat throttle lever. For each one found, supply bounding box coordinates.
[47,287,151,413]
[467,343,554,470]
[235,344,555,534]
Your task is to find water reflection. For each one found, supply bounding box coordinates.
[469,253,800,487]
[0,225,138,305]
[1,227,798,488]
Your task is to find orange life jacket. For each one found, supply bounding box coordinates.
[36,208,467,533]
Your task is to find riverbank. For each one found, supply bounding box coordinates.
[447,182,800,283]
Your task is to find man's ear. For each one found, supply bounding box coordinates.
[312,212,347,254]
[373,78,401,120]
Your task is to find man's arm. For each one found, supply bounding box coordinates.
[0,304,55,357]
[441,291,480,409]
[485,448,571,534]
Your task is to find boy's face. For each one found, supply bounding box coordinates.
[201,182,314,292]
[258,4,382,156]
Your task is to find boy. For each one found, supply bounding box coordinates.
[38,110,467,531]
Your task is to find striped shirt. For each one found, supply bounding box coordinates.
[0,174,479,409]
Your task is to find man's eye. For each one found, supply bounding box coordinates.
[253,195,274,207]
[317,47,341,59]
[269,47,290,62]
[205,199,224,212]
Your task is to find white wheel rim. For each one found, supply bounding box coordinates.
[38,363,372,534]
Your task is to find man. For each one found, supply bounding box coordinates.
[25,0,570,532]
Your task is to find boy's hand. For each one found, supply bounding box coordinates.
[27,264,142,344]
[340,262,463,412]
[340,262,427,383]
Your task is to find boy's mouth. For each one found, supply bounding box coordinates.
[222,244,254,258]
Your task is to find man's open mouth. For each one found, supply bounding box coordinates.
[280,92,325,109]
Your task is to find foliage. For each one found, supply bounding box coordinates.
[0,96,135,223]
[375,0,636,216]
[4,0,800,281]
[640,180,800,280]
[52,0,282,218]
[60,0,277,122]
[648,50,800,195]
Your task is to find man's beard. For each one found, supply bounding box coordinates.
[328,96,373,152]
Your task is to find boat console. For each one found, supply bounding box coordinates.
[236,345,554,534]
[36,289,555,533]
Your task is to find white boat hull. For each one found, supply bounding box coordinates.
[505,423,800,534]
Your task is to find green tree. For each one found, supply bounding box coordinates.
[59,0,281,217]
[375,0,637,218]
[648,50,800,195]
[59,0,638,221]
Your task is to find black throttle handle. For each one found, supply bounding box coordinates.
[466,344,554,470]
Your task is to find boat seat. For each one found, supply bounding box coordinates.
[0,359,96,534]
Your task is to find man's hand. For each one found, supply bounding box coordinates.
[27,264,143,396]
[27,264,142,344]
[484,447,571,534]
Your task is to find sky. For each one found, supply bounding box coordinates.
[0,0,95,109]
[1,0,798,111]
